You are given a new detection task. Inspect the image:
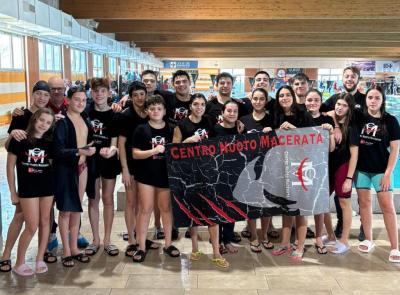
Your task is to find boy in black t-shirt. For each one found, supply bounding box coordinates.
[131,95,180,263]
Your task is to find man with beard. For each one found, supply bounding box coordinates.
[320,66,366,112]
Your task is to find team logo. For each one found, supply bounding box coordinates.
[151,136,166,159]
[26,148,47,164]
[361,123,379,137]
[174,107,189,120]
[247,129,259,134]
[195,128,208,140]
[92,119,105,135]
[217,115,223,124]
[291,157,316,192]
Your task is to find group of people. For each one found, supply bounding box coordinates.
[1,66,399,276]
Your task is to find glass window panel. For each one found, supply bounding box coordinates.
[0,34,12,68]
[318,69,330,75]
[45,43,53,70]
[80,51,86,72]
[331,69,343,75]
[39,42,45,70]
[53,45,61,71]
[12,36,23,69]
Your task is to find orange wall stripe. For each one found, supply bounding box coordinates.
[0,113,11,125]
[39,72,62,81]
[0,92,26,104]
[0,71,25,83]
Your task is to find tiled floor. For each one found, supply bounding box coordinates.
[0,210,400,295]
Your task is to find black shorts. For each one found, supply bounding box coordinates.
[94,154,121,180]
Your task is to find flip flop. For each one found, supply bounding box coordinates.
[315,244,328,255]
[61,256,75,267]
[12,264,34,276]
[35,261,48,274]
[132,250,146,263]
[190,251,203,261]
[44,252,57,263]
[249,241,262,253]
[271,245,291,256]
[267,229,280,239]
[321,235,336,246]
[163,245,180,258]
[211,257,230,268]
[261,240,274,250]
[125,244,138,257]
[145,239,160,250]
[389,249,400,263]
[289,250,304,262]
[358,240,375,253]
[241,228,252,239]
[330,241,350,254]
[72,253,90,263]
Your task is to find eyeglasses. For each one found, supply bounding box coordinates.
[50,87,65,92]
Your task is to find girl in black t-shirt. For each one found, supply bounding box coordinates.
[173,94,229,268]
[86,78,121,257]
[355,86,400,262]
[239,88,275,253]
[270,86,314,262]
[132,95,180,262]
[304,89,337,254]
[326,93,359,254]
[6,108,55,276]
[212,101,242,255]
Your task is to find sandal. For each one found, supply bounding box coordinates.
[145,239,160,250]
[35,261,48,274]
[0,259,11,272]
[389,249,400,263]
[163,245,180,258]
[62,256,75,267]
[330,241,350,254]
[315,244,328,255]
[190,251,203,261]
[271,245,291,256]
[85,244,99,256]
[358,240,375,253]
[122,233,129,241]
[132,250,146,263]
[250,241,262,253]
[289,250,304,262]
[104,244,119,256]
[267,229,280,239]
[241,228,251,239]
[321,235,336,246]
[44,252,57,263]
[12,264,34,276]
[219,244,228,255]
[232,232,242,243]
[261,240,274,250]
[125,244,138,257]
[72,253,90,263]
[212,257,230,268]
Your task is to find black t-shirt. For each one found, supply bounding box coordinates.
[132,122,173,188]
[274,110,315,129]
[8,137,54,198]
[119,105,148,175]
[240,113,273,133]
[297,103,307,112]
[329,125,359,171]
[89,108,119,150]
[165,93,192,125]
[312,114,335,127]
[206,99,249,125]
[356,113,400,173]
[213,124,239,137]
[177,115,214,141]
[320,91,366,113]
[241,96,275,118]
[7,109,33,134]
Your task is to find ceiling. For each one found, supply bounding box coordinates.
[60,0,400,59]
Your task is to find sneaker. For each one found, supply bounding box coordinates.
[358,225,365,242]
[171,228,179,241]
[77,233,90,248]
[47,234,58,252]
[334,224,342,239]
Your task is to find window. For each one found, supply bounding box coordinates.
[38,41,62,72]
[71,48,87,73]
[108,57,117,76]
[93,53,103,77]
[0,32,24,70]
